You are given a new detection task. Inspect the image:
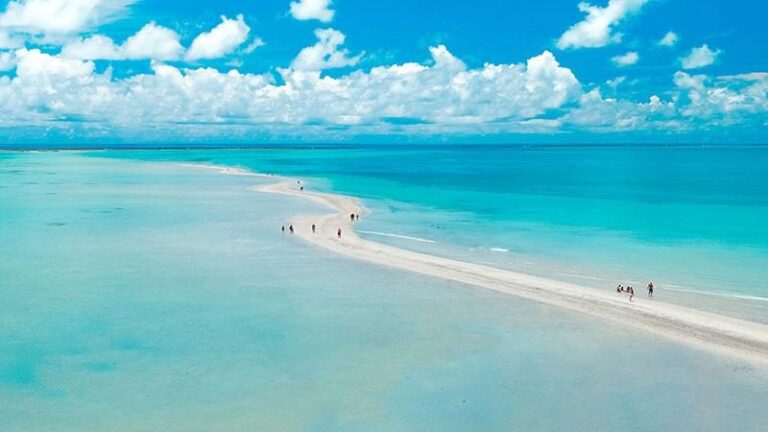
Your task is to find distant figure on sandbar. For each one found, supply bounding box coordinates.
[616,284,623,294]
[350,213,355,222]
[281,225,285,234]
[289,224,294,234]
[628,286,635,302]
[300,186,304,191]
[647,282,654,298]
[355,214,360,221]
[337,227,342,238]
[312,224,316,234]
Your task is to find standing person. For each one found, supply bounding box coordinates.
[350,213,355,222]
[337,227,342,238]
[312,224,316,234]
[289,224,294,234]
[355,214,360,221]
[647,282,654,298]
[628,286,635,302]
[281,225,285,234]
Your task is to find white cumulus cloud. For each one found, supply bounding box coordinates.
[680,44,721,70]
[289,0,334,23]
[659,31,678,47]
[612,51,638,66]
[563,88,679,133]
[0,0,137,35]
[565,91,642,130]
[674,71,768,120]
[1,42,765,141]
[186,15,250,61]
[15,47,94,77]
[557,0,649,49]
[123,22,184,60]
[0,45,583,138]
[61,34,120,59]
[61,22,183,61]
[290,28,361,71]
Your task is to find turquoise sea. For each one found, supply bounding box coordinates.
[1,149,767,431]
[97,146,768,312]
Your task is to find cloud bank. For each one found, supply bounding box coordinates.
[1,38,764,142]
[0,0,765,143]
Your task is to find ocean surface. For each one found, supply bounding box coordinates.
[93,146,768,313]
[1,150,767,431]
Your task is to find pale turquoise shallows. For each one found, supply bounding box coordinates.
[98,146,768,317]
[1,152,767,432]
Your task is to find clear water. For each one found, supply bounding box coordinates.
[2,152,767,431]
[93,146,768,306]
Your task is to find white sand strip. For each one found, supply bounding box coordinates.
[256,181,768,364]
[177,163,275,178]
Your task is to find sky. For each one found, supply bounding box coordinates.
[0,0,766,145]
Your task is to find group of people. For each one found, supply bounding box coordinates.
[280,213,360,240]
[616,282,655,302]
[281,224,315,235]
[341,213,361,237]
[284,180,361,240]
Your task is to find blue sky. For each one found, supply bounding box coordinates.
[0,0,766,144]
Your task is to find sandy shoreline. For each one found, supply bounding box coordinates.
[254,179,768,364]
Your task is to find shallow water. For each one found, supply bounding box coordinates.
[1,152,767,431]
[93,146,768,308]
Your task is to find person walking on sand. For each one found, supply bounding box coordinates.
[337,227,342,238]
[312,224,316,234]
[628,286,635,302]
[350,213,355,222]
[647,282,654,298]
[355,214,360,221]
[289,224,294,234]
